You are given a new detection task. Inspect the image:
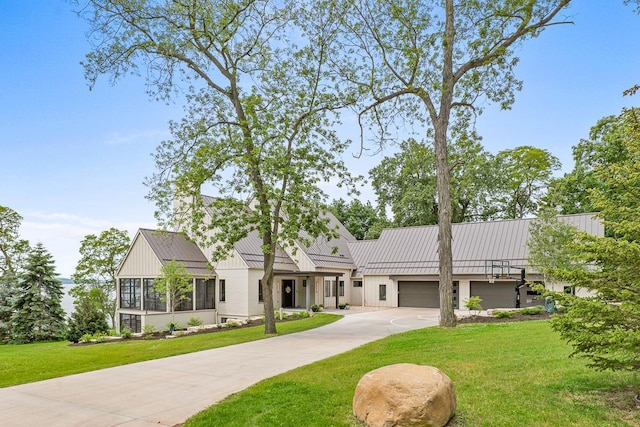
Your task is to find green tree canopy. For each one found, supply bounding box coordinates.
[494,145,561,218]
[66,287,110,343]
[0,206,30,340]
[72,228,130,327]
[370,136,497,228]
[154,260,193,326]
[11,243,66,343]
[79,0,359,334]
[328,198,387,240]
[544,115,630,214]
[330,0,572,326]
[529,107,640,373]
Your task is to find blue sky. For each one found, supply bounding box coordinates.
[1,1,639,278]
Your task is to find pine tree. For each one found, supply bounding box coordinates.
[66,287,109,343]
[11,243,66,343]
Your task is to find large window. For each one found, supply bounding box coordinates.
[324,280,331,297]
[219,279,226,302]
[120,313,141,333]
[119,278,141,309]
[196,278,216,310]
[143,279,166,312]
[175,294,193,311]
[379,284,387,301]
[258,280,263,302]
[324,280,344,297]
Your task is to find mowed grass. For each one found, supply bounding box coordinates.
[0,314,340,388]
[186,321,640,427]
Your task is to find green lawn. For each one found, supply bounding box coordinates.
[0,314,340,388]
[185,321,640,427]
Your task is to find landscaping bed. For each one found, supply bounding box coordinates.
[71,312,312,346]
[458,310,552,324]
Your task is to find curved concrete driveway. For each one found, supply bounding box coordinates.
[0,308,440,427]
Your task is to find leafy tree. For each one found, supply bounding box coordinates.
[66,287,110,343]
[544,115,629,214]
[154,260,193,326]
[529,107,640,373]
[494,145,560,218]
[72,228,130,327]
[328,198,387,240]
[0,206,29,340]
[11,243,66,343]
[370,136,497,227]
[78,0,358,335]
[332,0,572,326]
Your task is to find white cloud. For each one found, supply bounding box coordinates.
[19,211,155,278]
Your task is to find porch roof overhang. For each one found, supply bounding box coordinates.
[273,270,344,277]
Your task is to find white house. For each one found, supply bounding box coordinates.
[115,200,601,332]
[347,213,602,310]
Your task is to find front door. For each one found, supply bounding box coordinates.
[282,280,295,308]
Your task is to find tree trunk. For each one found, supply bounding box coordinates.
[435,0,457,328]
[262,240,277,335]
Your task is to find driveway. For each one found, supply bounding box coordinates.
[0,308,440,427]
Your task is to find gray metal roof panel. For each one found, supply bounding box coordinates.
[296,211,356,269]
[139,229,213,276]
[234,230,298,270]
[362,214,601,276]
[346,240,379,277]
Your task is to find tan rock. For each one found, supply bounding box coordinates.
[353,363,456,427]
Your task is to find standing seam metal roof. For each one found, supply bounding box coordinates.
[139,229,213,276]
[361,213,602,276]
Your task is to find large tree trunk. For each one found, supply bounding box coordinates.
[435,0,457,328]
[262,236,277,334]
[434,122,456,328]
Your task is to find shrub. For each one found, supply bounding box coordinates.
[290,311,310,318]
[226,320,241,328]
[93,332,107,343]
[494,310,515,319]
[520,306,544,316]
[80,333,93,343]
[142,324,155,339]
[121,328,133,339]
[464,296,483,312]
[311,304,322,312]
[187,317,204,327]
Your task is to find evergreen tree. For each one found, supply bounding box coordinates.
[11,243,66,343]
[0,205,30,340]
[66,287,110,343]
[529,107,640,373]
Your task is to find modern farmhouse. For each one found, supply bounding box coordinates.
[115,201,601,333]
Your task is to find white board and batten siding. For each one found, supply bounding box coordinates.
[363,276,395,307]
[217,268,250,320]
[118,234,163,277]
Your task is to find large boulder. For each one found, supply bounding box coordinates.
[353,363,456,427]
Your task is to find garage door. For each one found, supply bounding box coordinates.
[470,281,541,309]
[398,281,459,309]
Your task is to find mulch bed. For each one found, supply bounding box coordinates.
[457,312,552,324]
[69,316,303,346]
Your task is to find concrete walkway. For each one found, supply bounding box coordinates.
[0,308,441,427]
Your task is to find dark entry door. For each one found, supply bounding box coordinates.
[282,280,295,307]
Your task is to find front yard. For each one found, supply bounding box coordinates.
[0,313,340,388]
[185,320,640,427]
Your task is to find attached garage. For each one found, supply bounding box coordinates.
[470,281,542,309]
[398,281,459,309]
